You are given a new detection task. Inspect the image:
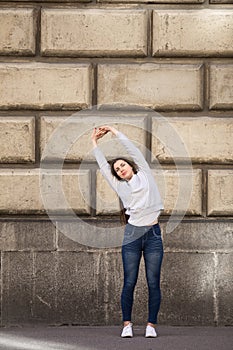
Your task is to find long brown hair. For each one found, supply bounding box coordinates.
[109,157,138,224]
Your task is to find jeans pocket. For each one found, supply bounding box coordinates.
[124,226,135,238]
[152,224,162,238]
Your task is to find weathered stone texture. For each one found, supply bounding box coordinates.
[0,0,90,1]
[217,253,233,326]
[96,170,120,215]
[0,221,56,251]
[155,169,202,215]
[159,252,215,325]
[2,252,34,323]
[33,252,57,323]
[153,10,233,56]
[57,220,124,251]
[209,65,233,109]
[0,63,92,110]
[208,170,233,216]
[0,8,35,55]
[41,9,147,57]
[151,117,233,164]
[161,221,233,252]
[40,115,147,162]
[98,64,203,110]
[96,169,202,215]
[55,251,106,325]
[0,169,91,214]
[210,0,233,3]
[100,0,204,2]
[0,117,35,163]
[0,220,233,325]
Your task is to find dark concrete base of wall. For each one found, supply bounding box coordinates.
[0,218,232,326]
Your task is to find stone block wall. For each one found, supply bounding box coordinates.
[0,0,233,326]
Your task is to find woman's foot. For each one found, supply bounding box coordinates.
[145,323,157,338]
[121,322,133,338]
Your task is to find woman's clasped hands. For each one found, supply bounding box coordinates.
[91,125,118,146]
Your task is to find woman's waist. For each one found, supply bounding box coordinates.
[127,208,162,226]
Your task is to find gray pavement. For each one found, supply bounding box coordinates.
[0,325,232,350]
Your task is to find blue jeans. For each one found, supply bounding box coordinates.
[121,223,163,324]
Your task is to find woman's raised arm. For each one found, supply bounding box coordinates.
[98,126,150,172]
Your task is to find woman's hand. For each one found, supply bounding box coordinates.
[91,125,118,147]
[91,128,108,147]
[98,125,118,136]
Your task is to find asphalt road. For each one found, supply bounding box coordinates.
[0,325,232,350]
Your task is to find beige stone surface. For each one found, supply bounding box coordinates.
[0,63,92,110]
[154,169,202,215]
[100,0,204,2]
[98,63,203,110]
[0,8,35,55]
[0,117,35,163]
[41,9,147,57]
[96,168,202,216]
[0,169,91,214]
[40,114,147,161]
[208,170,233,215]
[151,117,233,164]
[96,170,120,215]
[209,64,233,109]
[153,10,233,56]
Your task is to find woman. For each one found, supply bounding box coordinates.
[91,125,164,338]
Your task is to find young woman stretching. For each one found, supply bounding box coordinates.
[91,125,164,338]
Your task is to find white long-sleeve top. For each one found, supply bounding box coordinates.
[93,131,164,226]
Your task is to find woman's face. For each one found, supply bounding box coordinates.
[113,159,134,181]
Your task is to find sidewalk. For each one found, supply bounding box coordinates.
[0,325,232,350]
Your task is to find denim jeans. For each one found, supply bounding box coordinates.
[121,223,163,324]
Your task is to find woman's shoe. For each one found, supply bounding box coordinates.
[145,324,157,338]
[121,323,133,338]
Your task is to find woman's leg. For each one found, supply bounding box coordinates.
[143,224,164,325]
[121,238,142,323]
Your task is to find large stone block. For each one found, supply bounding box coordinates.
[100,0,204,2]
[161,221,233,252]
[57,219,124,251]
[41,9,147,57]
[151,116,233,164]
[0,8,36,55]
[0,221,56,251]
[96,170,120,215]
[96,169,202,216]
[0,63,92,110]
[55,251,106,325]
[98,63,203,110]
[153,10,233,56]
[0,116,35,163]
[217,253,233,325]
[0,0,90,1]
[40,114,147,162]
[0,169,91,214]
[210,0,233,3]
[159,252,215,325]
[155,169,202,215]
[33,252,57,324]
[2,252,34,324]
[209,64,233,109]
[208,170,233,216]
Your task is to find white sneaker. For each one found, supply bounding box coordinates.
[145,325,157,338]
[121,323,133,338]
